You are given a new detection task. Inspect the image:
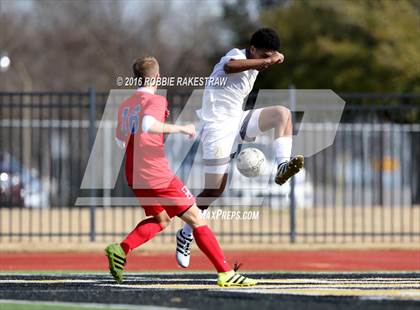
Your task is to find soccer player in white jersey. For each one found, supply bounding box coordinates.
[176,28,304,267]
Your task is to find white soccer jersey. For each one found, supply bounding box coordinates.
[199,48,259,122]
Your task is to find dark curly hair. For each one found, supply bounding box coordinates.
[250,28,281,51]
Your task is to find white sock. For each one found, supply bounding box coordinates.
[274,137,292,165]
[182,223,193,237]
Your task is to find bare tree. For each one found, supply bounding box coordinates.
[0,0,227,92]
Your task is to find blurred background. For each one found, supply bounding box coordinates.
[0,0,419,247]
[1,0,419,92]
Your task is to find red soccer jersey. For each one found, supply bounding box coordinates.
[116,90,173,189]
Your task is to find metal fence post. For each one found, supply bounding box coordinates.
[289,86,297,243]
[88,87,96,242]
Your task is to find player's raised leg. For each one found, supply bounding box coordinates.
[179,203,257,287]
[105,210,170,283]
[257,106,304,185]
[176,172,228,268]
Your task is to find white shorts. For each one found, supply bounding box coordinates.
[201,108,263,174]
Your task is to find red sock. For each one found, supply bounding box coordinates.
[193,225,231,273]
[120,218,163,254]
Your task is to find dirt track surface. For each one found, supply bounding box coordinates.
[1,250,419,271]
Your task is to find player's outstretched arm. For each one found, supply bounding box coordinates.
[224,52,284,74]
[147,119,196,139]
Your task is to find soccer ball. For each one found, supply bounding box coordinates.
[236,147,266,178]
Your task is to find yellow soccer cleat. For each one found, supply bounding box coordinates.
[217,270,257,287]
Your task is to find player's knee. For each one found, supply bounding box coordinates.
[160,218,171,229]
[154,212,171,229]
[274,106,291,123]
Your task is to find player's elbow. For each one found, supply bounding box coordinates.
[223,63,234,74]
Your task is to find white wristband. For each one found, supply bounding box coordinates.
[142,115,157,133]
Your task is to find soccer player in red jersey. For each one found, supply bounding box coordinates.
[105,56,256,287]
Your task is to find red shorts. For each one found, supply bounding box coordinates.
[131,176,195,218]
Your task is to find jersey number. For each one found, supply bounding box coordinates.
[121,105,141,136]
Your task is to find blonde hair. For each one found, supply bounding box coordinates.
[132,56,159,80]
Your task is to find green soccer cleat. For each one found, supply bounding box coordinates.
[275,155,304,186]
[217,270,257,287]
[105,243,126,283]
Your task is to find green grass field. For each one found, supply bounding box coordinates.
[0,301,140,310]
